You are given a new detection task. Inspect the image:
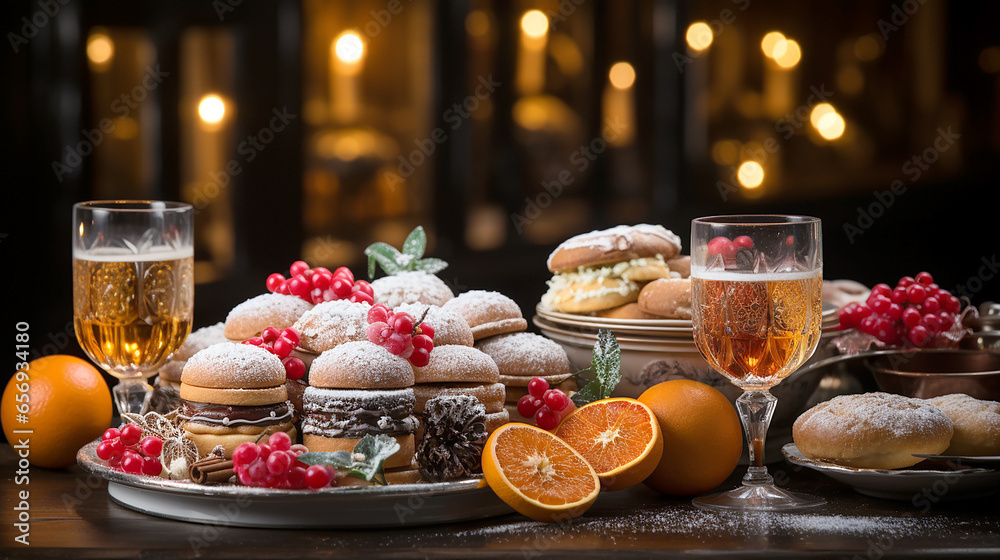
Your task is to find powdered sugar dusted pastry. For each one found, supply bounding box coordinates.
[224,293,314,341]
[178,343,296,458]
[371,271,455,308]
[441,290,527,340]
[475,332,571,379]
[925,394,1000,456]
[395,302,474,346]
[542,224,682,313]
[292,300,370,353]
[793,392,954,469]
[638,278,692,319]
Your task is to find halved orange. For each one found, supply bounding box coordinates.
[554,398,663,491]
[483,423,600,523]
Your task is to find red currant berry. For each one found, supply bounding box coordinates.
[785,235,795,246]
[273,337,294,358]
[276,281,290,295]
[288,277,311,298]
[527,377,550,399]
[891,287,908,305]
[108,454,122,469]
[140,436,163,458]
[898,276,915,288]
[409,348,431,367]
[286,466,307,489]
[246,336,265,347]
[907,284,927,304]
[120,424,142,446]
[902,307,921,328]
[368,304,391,324]
[290,444,308,456]
[282,357,306,380]
[707,236,736,259]
[96,441,114,460]
[261,327,280,343]
[873,319,897,344]
[121,454,143,475]
[885,303,903,321]
[908,325,929,347]
[556,400,577,422]
[838,303,862,328]
[266,451,292,475]
[871,296,891,315]
[331,277,353,299]
[384,332,410,355]
[280,328,300,347]
[923,297,940,314]
[310,288,325,304]
[543,389,570,412]
[233,443,258,468]
[103,427,121,441]
[392,313,414,335]
[353,280,374,297]
[943,294,961,314]
[921,313,942,335]
[859,315,879,336]
[141,456,162,476]
[109,437,125,455]
[412,334,434,353]
[350,291,375,305]
[733,235,754,249]
[915,271,933,286]
[333,267,354,282]
[257,443,273,460]
[871,283,892,299]
[367,322,389,345]
[290,261,310,277]
[417,322,435,339]
[535,407,559,430]
[305,465,334,489]
[517,394,542,418]
[266,273,286,292]
[312,272,333,291]
[269,431,292,452]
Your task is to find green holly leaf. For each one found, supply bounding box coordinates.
[365,242,403,279]
[298,434,401,485]
[401,225,427,259]
[415,257,448,274]
[571,329,621,407]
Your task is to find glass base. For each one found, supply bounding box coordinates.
[113,378,153,416]
[693,483,826,512]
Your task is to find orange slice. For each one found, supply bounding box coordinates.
[483,423,600,523]
[553,398,663,491]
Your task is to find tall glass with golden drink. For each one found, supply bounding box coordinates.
[73,202,193,415]
[690,215,824,512]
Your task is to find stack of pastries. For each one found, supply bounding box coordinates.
[542,224,693,319]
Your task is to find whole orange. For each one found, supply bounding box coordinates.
[638,379,742,496]
[2,355,112,468]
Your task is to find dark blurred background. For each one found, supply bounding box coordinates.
[2,0,998,390]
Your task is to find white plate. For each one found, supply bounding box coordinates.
[77,441,512,528]
[535,317,698,350]
[782,443,1000,501]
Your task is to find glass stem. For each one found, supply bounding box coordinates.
[737,390,777,486]
[113,377,153,416]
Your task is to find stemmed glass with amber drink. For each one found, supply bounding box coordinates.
[73,201,193,415]
[690,215,824,511]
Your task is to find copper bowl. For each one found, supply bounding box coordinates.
[865,349,1000,399]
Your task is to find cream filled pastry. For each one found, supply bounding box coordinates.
[543,224,682,313]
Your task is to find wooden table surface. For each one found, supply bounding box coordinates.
[2,444,999,559]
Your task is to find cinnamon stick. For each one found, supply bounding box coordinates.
[189,456,235,484]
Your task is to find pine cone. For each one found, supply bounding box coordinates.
[416,395,487,483]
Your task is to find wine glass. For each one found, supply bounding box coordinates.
[690,215,824,511]
[73,201,194,415]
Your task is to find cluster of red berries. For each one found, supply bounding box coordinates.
[233,432,334,489]
[96,424,163,476]
[516,377,576,430]
[707,235,755,259]
[365,304,435,367]
[838,271,963,347]
[267,261,374,305]
[243,327,305,380]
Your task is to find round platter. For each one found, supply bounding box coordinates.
[77,441,512,528]
[782,443,1000,501]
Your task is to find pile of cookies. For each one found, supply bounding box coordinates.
[793,392,1000,469]
[541,224,693,319]
[152,255,575,485]
[440,290,575,424]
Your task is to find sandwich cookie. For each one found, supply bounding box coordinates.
[371,270,455,308]
[179,343,296,458]
[441,290,527,340]
[151,322,229,414]
[303,341,417,471]
[224,293,314,341]
[638,278,692,320]
[412,345,506,437]
[476,332,573,423]
[395,302,474,347]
